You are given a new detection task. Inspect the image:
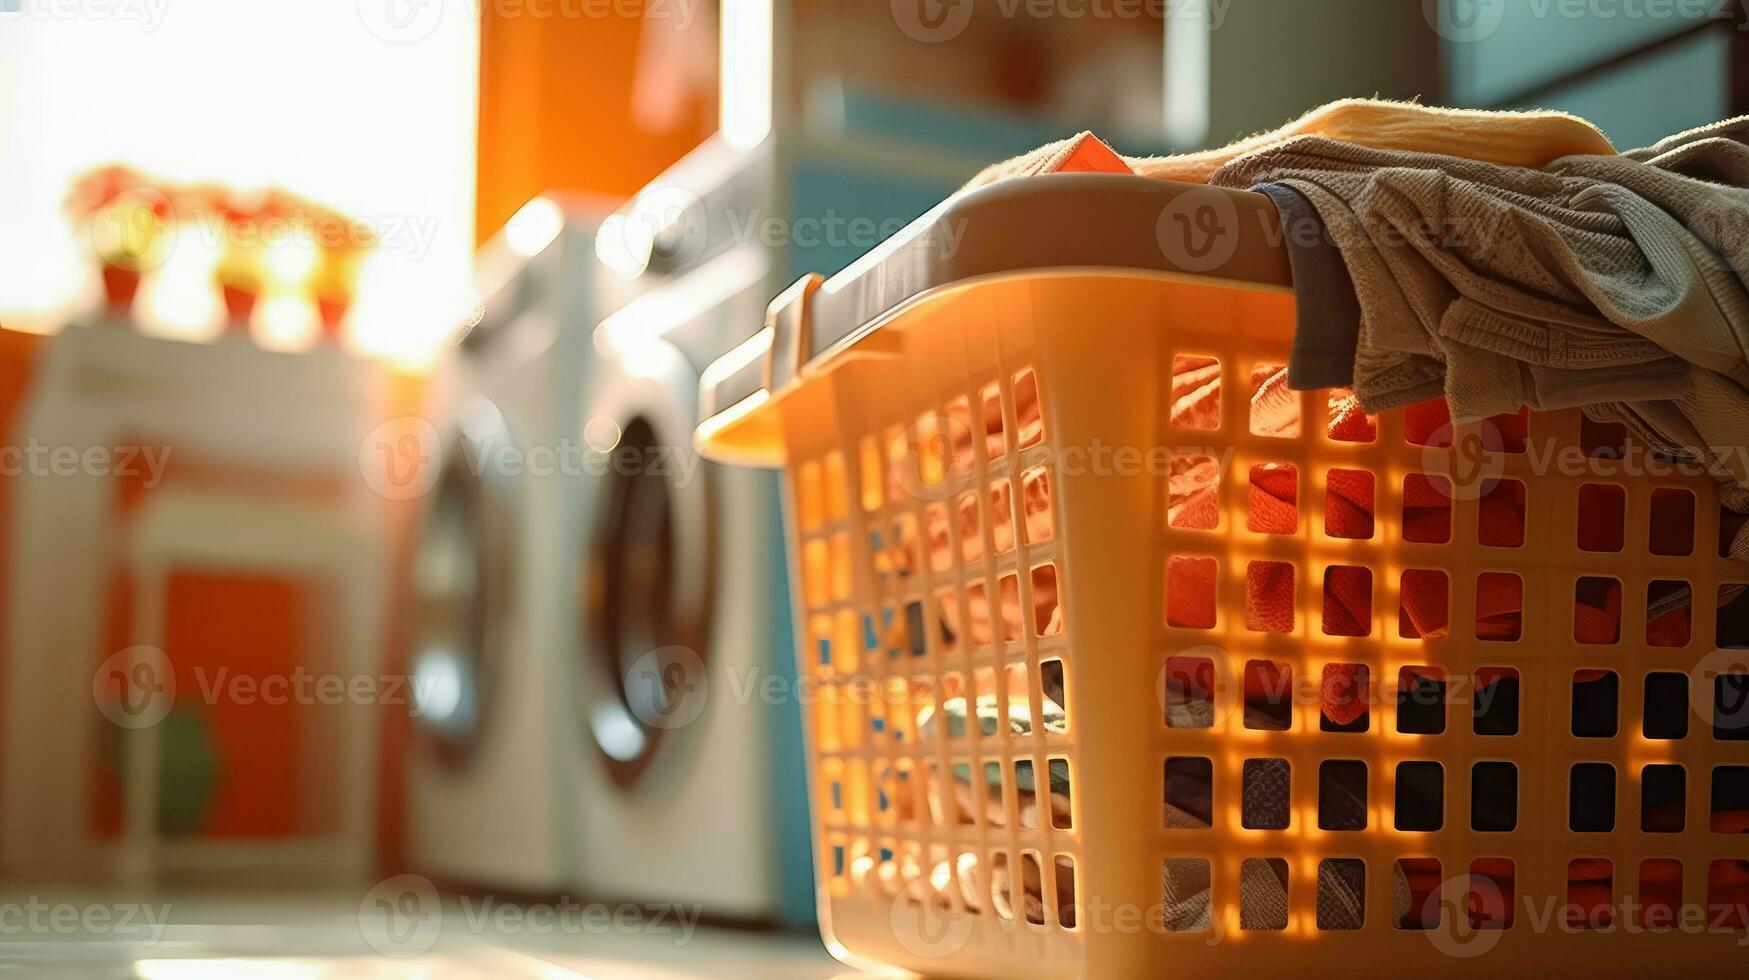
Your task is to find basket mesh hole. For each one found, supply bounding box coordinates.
[1243,661,1293,731]
[1580,415,1628,458]
[982,762,1006,828]
[1640,859,1683,931]
[1708,860,1749,929]
[1478,478,1526,548]
[1575,577,1623,645]
[1247,463,1298,534]
[1396,667,1445,735]
[932,587,960,653]
[1325,468,1375,539]
[1316,858,1366,930]
[1164,757,1213,829]
[1577,483,1626,552]
[1572,670,1619,737]
[796,459,824,530]
[1012,368,1043,450]
[801,539,828,609]
[943,397,976,476]
[821,449,848,517]
[1399,569,1450,639]
[1320,663,1369,733]
[1476,572,1523,641]
[829,532,852,602]
[1724,507,1749,559]
[1055,855,1078,929]
[1166,556,1217,630]
[1240,858,1290,931]
[1168,454,1222,531]
[1049,758,1072,830]
[1318,760,1367,831]
[955,491,983,565]
[1643,671,1690,739]
[1712,765,1749,833]
[1039,658,1066,719]
[1161,858,1212,932]
[1647,579,1692,647]
[1719,585,1749,648]
[1642,764,1686,833]
[1473,667,1520,736]
[902,600,928,659]
[858,436,883,512]
[1325,388,1377,443]
[1015,760,1039,829]
[811,615,833,671]
[1468,859,1515,930]
[1487,407,1529,454]
[1401,473,1452,544]
[1249,363,1299,438]
[1165,656,1214,729]
[1403,398,1453,449]
[997,573,1023,643]
[1393,857,1442,929]
[1567,859,1614,929]
[1714,673,1749,741]
[1569,764,1617,833]
[891,514,919,579]
[988,479,1016,556]
[1031,563,1063,637]
[1245,561,1296,634]
[922,502,952,573]
[976,382,1006,463]
[1322,565,1373,637]
[1471,762,1517,833]
[1170,355,1222,431]
[1649,488,1696,556]
[1242,758,1291,830]
[1394,762,1444,832]
[1019,465,1054,544]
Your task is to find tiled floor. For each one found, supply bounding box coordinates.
[0,888,851,978]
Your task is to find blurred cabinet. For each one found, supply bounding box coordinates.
[474,3,717,243]
[0,325,390,884]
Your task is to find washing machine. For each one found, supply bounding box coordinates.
[405,196,635,893]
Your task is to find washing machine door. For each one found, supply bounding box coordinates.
[410,399,516,770]
[577,343,715,786]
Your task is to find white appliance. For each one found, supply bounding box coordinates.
[404,198,633,892]
[568,150,809,922]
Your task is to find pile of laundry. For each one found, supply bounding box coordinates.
[971,99,1749,562]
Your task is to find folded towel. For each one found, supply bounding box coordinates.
[965,99,1615,191]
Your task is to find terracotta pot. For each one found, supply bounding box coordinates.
[316,295,347,342]
[100,263,142,316]
[221,283,257,330]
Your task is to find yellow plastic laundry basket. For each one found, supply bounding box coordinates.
[694,173,1749,978]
